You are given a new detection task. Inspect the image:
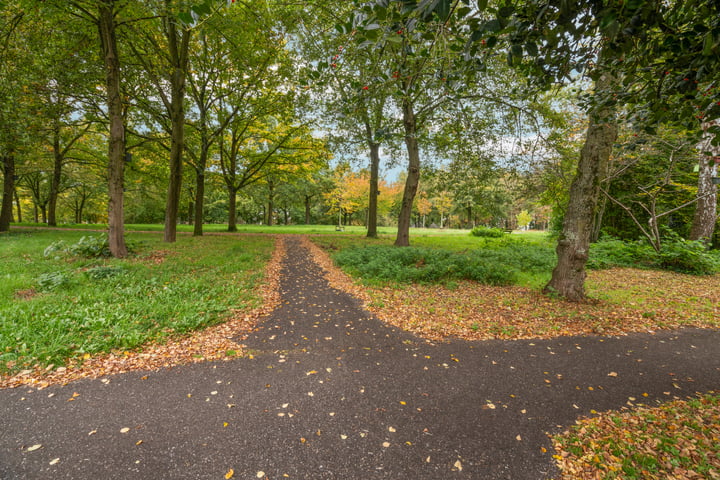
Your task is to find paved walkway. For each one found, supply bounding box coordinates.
[1,236,719,479]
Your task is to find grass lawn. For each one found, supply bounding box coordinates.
[10,221,491,237]
[1,229,274,375]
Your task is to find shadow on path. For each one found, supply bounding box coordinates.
[1,236,718,479]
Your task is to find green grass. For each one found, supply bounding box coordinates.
[11,222,514,237]
[0,229,273,374]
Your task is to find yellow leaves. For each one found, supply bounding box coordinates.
[224,469,234,479]
[26,444,42,452]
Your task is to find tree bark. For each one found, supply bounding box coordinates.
[192,125,210,236]
[304,195,311,224]
[163,14,191,243]
[47,125,62,227]
[544,70,617,301]
[14,186,21,223]
[227,186,238,232]
[689,122,719,243]
[267,180,274,226]
[193,169,206,236]
[0,153,15,231]
[395,98,421,247]
[99,0,127,258]
[367,142,380,238]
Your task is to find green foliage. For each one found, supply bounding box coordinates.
[658,233,720,275]
[0,231,273,374]
[44,234,111,259]
[470,226,505,238]
[85,265,126,280]
[36,272,72,292]
[333,238,556,286]
[588,234,720,275]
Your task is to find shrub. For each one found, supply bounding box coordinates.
[659,237,720,275]
[588,234,720,275]
[470,226,505,238]
[588,237,657,269]
[37,272,72,291]
[85,265,126,280]
[44,234,111,259]
[333,243,555,286]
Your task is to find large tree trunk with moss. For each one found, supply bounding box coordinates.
[0,153,15,232]
[99,0,127,258]
[395,99,420,247]
[689,122,719,243]
[544,71,617,301]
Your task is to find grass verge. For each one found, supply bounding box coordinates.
[1,229,274,376]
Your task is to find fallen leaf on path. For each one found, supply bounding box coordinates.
[26,444,42,452]
[224,469,234,479]
[49,458,60,465]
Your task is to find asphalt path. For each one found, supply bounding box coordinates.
[1,236,719,479]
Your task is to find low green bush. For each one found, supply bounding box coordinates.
[333,241,556,286]
[589,234,720,275]
[659,236,720,275]
[470,226,505,238]
[85,265,126,280]
[44,234,111,259]
[36,271,72,292]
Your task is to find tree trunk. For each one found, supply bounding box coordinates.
[304,195,311,224]
[0,154,15,231]
[192,134,210,236]
[395,98,421,247]
[267,180,274,226]
[544,70,617,301]
[193,170,206,236]
[227,186,238,232]
[99,0,127,258]
[14,186,21,223]
[163,18,191,243]
[367,142,380,238]
[689,122,719,243]
[591,188,608,242]
[47,125,62,227]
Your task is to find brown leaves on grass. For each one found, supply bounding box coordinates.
[0,236,285,390]
[552,392,720,480]
[306,237,719,341]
